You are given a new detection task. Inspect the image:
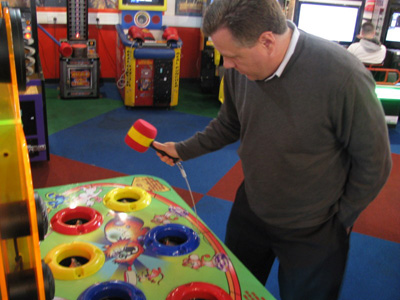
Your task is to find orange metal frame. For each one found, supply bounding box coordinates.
[0,4,46,299]
[367,67,400,85]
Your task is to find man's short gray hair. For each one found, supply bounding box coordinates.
[202,0,288,47]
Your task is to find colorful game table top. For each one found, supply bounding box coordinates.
[36,175,276,300]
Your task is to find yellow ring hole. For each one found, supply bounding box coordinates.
[103,187,151,212]
[44,241,105,280]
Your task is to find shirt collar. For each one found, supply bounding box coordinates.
[265,20,300,81]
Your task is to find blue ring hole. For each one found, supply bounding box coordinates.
[144,224,200,256]
[77,280,146,300]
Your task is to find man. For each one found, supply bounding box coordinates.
[153,0,392,299]
[347,21,387,64]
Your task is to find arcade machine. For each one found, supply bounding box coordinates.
[116,0,182,108]
[199,36,226,103]
[368,0,400,126]
[379,0,400,70]
[199,0,224,98]
[0,3,54,299]
[5,0,50,162]
[59,0,100,99]
[378,0,400,127]
[200,37,222,94]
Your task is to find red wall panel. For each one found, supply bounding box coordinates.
[38,24,65,79]
[175,27,201,79]
[38,24,201,80]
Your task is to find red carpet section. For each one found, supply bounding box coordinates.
[207,161,244,202]
[31,154,128,188]
[353,153,400,243]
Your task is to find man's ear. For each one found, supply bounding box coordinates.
[258,31,275,52]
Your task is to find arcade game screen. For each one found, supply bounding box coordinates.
[294,0,363,45]
[124,0,164,5]
[386,12,400,43]
[122,0,164,6]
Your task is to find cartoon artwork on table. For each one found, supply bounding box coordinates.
[46,192,68,209]
[103,215,150,284]
[132,176,170,192]
[137,267,164,285]
[67,185,103,207]
[151,206,189,225]
[45,185,107,210]
[182,252,231,272]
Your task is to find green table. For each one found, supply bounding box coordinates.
[376,85,400,127]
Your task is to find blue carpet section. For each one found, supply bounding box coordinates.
[264,233,400,300]
[389,124,400,154]
[195,195,233,242]
[340,233,400,300]
[49,107,240,194]
[266,261,280,300]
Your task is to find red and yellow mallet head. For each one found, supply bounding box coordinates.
[125,119,157,153]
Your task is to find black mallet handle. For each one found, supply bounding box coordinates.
[150,143,180,163]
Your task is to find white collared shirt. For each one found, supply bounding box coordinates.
[265,20,300,81]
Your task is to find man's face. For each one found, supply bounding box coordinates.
[211,27,272,81]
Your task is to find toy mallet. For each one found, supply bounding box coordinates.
[125,119,179,163]
[125,119,199,222]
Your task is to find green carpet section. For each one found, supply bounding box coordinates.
[45,87,124,135]
[176,80,221,118]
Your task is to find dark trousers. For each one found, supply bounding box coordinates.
[225,182,350,300]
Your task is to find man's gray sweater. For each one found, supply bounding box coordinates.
[176,30,392,229]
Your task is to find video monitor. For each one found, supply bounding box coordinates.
[381,6,400,49]
[293,0,364,46]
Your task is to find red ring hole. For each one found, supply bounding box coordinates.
[166,282,231,300]
[51,207,103,235]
